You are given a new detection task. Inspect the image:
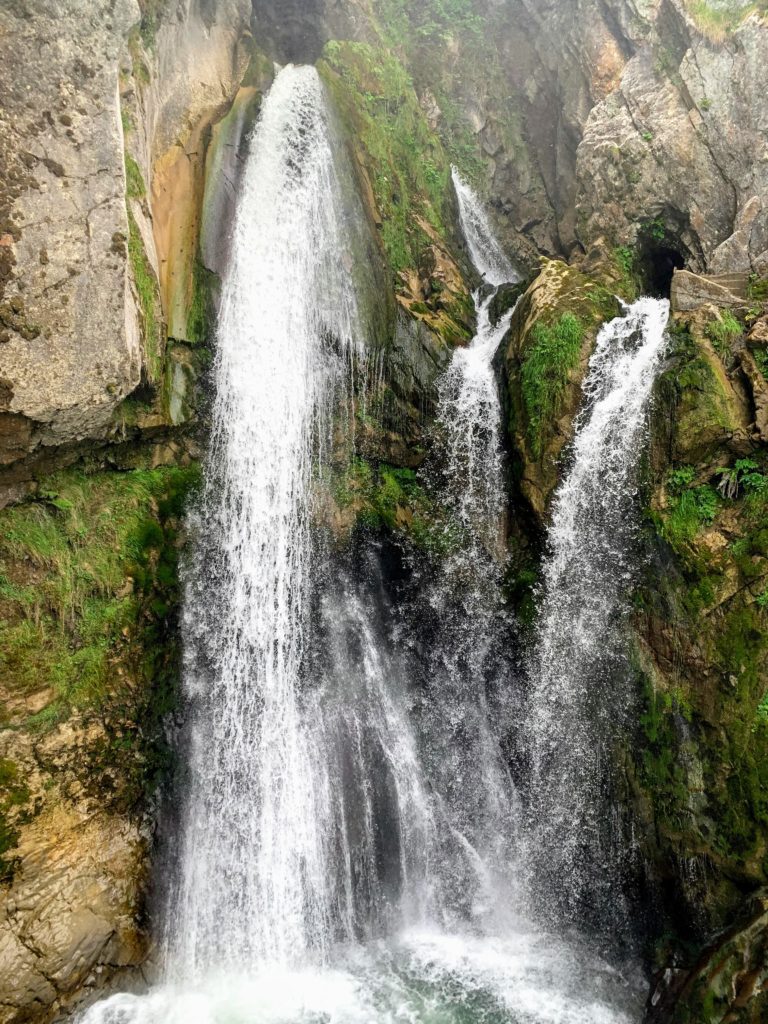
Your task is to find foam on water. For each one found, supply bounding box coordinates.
[81,927,641,1024]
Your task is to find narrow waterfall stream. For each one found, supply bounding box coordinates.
[523,299,670,936]
[82,70,668,1024]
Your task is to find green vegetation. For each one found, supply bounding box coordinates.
[124,153,145,199]
[642,215,668,244]
[705,309,742,359]
[683,0,758,41]
[0,758,31,882]
[660,467,720,547]
[0,466,199,823]
[329,458,459,553]
[320,41,450,274]
[375,0,485,51]
[136,0,166,49]
[185,258,217,346]
[747,273,768,302]
[613,245,642,300]
[521,313,584,458]
[127,209,162,383]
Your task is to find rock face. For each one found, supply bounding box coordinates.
[575,1,768,273]
[0,0,142,471]
[0,0,252,500]
[0,465,194,1024]
[0,804,146,1024]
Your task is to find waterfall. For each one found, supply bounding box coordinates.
[523,297,670,931]
[81,85,646,1024]
[438,169,520,560]
[167,63,365,973]
[451,166,515,286]
[409,169,522,924]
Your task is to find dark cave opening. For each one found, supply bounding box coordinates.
[642,244,685,297]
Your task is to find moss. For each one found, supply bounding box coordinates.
[185,259,217,347]
[124,153,145,199]
[329,458,459,554]
[319,41,451,276]
[127,209,163,384]
[0,757,31,881]
[612,245,642,301]
[0,465,200,818]
[521,313,584,458]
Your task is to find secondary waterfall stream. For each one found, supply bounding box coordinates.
[523,298,670,937]
[82,67,669,1024]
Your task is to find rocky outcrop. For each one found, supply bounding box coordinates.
[0,0,142,474]
[0,0,252,501]
[0,803,146,1024]
[501,258,620,519]
[575,1,768,273]
[0,465,194,1023]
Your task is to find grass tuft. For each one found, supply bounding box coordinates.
[521,313,584,458]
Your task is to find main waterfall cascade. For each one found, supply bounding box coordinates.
[82,67,669,1024]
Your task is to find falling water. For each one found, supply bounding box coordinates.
[451,166,515,288]
[438,168,520,558]
[164,63,369,974]
[81,78,647,1024]
[523,298,670,931]
[410,169,522,923]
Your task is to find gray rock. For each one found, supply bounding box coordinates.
[0,0,142,463]
[670,268,749,312]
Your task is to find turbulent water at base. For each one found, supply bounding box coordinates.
[523,298,670,932]
[80,74,653,1024]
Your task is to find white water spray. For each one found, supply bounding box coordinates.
[167,63,366,974]
[524,297,670,927]
[79,88,648,1024]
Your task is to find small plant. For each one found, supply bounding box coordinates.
[700,97,713,111]
[705,309,742,359]
[615,246,635,275]
[642,130,654,142]
[667,465,696,492]
[747,273,768,302]
[662,467,721,546]
[716,458,768,499]
[643,216,667,243]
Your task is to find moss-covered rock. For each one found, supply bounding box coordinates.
[501,258,621,520]
[0,462,199,1020]
[622,293,768,1016]
[318,40,473,347]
